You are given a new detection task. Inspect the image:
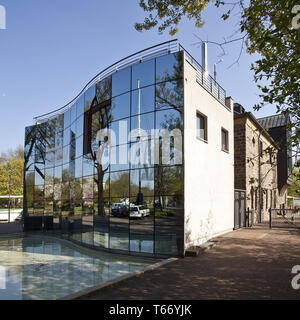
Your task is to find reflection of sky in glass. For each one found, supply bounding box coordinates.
[0,235,153,300]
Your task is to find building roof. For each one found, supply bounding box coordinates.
[234,112,277,148]
[257,114,289,129]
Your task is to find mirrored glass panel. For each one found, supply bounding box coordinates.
[110,171,129,198]
[131,86,155,116]
[156,52,183,83]
[96,76,112,103]
[84,84,96,112]
[132,59,155,90]
[112,67,131,97]
[76,95,84,119]
[111,92,130,121]
[156,80,183,111]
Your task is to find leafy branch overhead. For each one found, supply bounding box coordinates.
[135,0,211,36]
[135,0,300,151]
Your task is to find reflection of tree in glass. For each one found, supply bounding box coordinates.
[23,119,57,216]
[89,78,112,217]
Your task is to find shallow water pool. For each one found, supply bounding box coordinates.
[0,234,156,300]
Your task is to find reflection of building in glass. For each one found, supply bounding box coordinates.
[23,40,234,257]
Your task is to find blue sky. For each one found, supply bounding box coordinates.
[0,0,277,153]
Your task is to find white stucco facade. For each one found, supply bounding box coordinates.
[183,57,235,249]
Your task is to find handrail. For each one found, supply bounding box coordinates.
[33,39,228,123]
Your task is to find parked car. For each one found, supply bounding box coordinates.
[129,206,143,219]
[139,205,150,217]
[112,204,129,217]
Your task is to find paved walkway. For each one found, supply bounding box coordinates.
[81,225,300,300]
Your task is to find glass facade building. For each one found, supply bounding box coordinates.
[24,47,185,257]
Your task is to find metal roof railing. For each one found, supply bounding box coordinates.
[34,39,228,123]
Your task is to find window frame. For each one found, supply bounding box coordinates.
[196,111,208,143]
[221,127,229,153]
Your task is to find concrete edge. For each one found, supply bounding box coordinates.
[58,257,178,300]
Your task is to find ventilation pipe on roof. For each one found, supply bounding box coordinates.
[202,42,207,72]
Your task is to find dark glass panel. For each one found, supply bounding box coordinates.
[156,80,183,111]
[25,170,35,186]
[34,123,47,165]
[132,59,155,90]
[96,76,112,103]
[156,52,183,83]
[94,172,109,212]
[110,171,129,198]
[154,195,183,226]
[82,198,94,245]
[44,201,53,216]
[25,184,34,208]
[70,131,76,161]
[62,164,69,182]
[109,223,129,251]
[129,195,154,254]
[34,164,44,186]
[24,125,36,171]
[131,86,155,116]
[111,92,130,122]
[84,84,96,112]
[155,165,183,196]
[112,67,131,97]
[155,225,184,256]
[156,108,183,131]
[130,168,154,198]
[61,181,69,200]
[74,177,82,200]
[34,185,44,202]
[76,95,84,119]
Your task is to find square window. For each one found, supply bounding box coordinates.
[196,112,207,141]
[221,128,229,152]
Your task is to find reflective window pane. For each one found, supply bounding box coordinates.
[156,80,183,111]
[131,86,155,116]
[156,52,183,83]
[132,59,155,90]
[111,92,130,121]
[110,171,129,198]
[84,84,96,112]
[76,95,84,119]
[96,76,112,103]
[112,67,131,97]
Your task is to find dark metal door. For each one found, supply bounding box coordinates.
[234,190,246,229]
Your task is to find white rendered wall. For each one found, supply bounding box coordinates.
[183,58,234,249]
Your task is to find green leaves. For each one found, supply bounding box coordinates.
[135,0,211,35]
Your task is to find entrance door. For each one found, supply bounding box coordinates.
[234,190,246,229]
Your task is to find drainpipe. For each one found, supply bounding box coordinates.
[258,131,262,223]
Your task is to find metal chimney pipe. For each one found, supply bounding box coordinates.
[202,42,207,72]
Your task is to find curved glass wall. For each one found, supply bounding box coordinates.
[24,51,184,256]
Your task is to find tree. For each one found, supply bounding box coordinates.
[0,157,24,196]
[135,0,300,151]
[289,169,300,198]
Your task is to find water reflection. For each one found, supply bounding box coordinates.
[0,235,153,300]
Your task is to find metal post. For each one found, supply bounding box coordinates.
[8,174,12,223]
[269,208,272,229]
